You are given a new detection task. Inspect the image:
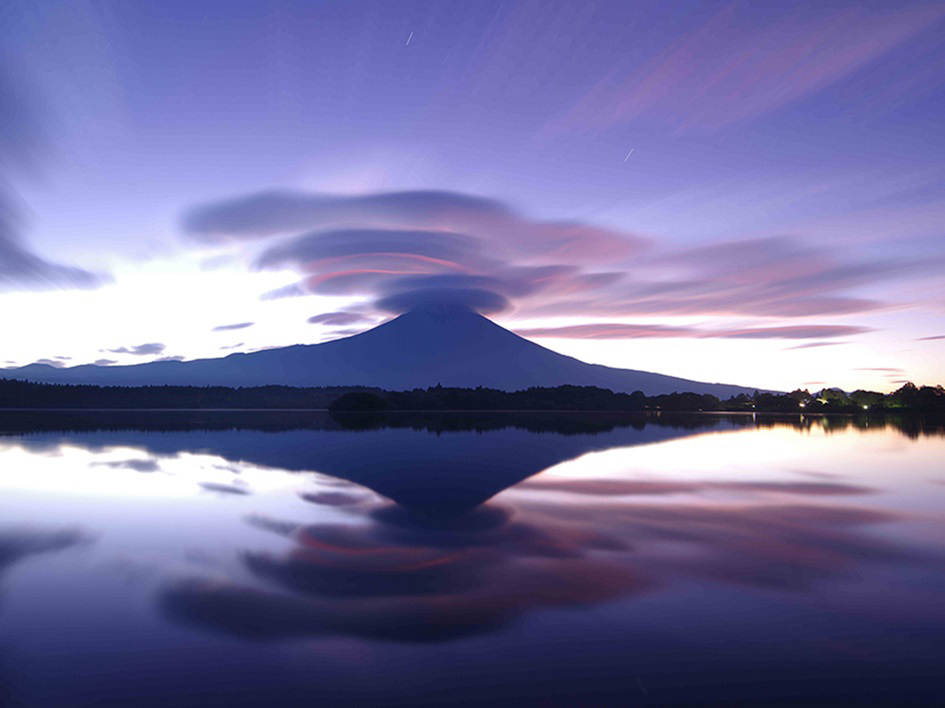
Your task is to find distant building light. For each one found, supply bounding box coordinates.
[862,404,869,410]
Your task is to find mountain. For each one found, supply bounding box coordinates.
[2,308,758,397]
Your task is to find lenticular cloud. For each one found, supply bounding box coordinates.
[182,187,912,331]
[183,188,641,315]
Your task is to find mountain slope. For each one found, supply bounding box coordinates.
[3,309,759,397]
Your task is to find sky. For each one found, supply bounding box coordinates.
[1,0,944,393]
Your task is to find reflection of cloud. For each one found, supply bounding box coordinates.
[92,459,161,473]
[0,527,89,576]
[198,481,250,496]
[520,498,920,592]
[163,475,918,644]
[164,502,647,642]
[519,479,874,497]
[299,491,369,506]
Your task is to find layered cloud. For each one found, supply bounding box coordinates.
[182,188,641,315]
[182,188,914,341]
[183,190,515,241]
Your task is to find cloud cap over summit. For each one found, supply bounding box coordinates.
[183,188,642,316]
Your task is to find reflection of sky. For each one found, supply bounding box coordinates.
[0,420,943,704]
[1,2,944,391]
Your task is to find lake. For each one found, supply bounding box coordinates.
[0,411,943,706]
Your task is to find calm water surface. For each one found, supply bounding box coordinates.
[0,412,943,706]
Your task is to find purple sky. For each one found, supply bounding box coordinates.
[1,0,944,392]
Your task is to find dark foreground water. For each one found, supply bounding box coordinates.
[0,411,943,706]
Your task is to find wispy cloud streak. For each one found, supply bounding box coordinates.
[542,3,945,136]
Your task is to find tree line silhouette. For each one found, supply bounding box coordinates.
[1,378,942,414]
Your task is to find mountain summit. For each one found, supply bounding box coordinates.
[4,308,756,396]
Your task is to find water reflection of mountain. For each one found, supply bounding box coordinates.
[2,411,941,512]
[3,410,732,512]
[155,413,934,651]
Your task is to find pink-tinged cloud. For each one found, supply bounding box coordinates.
[305,252,473,274]
[517,234,911,320]
[717,325,871,340]
[520,478,874,497]
[186,189,918,322]
[516,323,870,341]
[162,488,920,644]
[516,323,696,339]
[542,3,945,136]
[189,189,645,314]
